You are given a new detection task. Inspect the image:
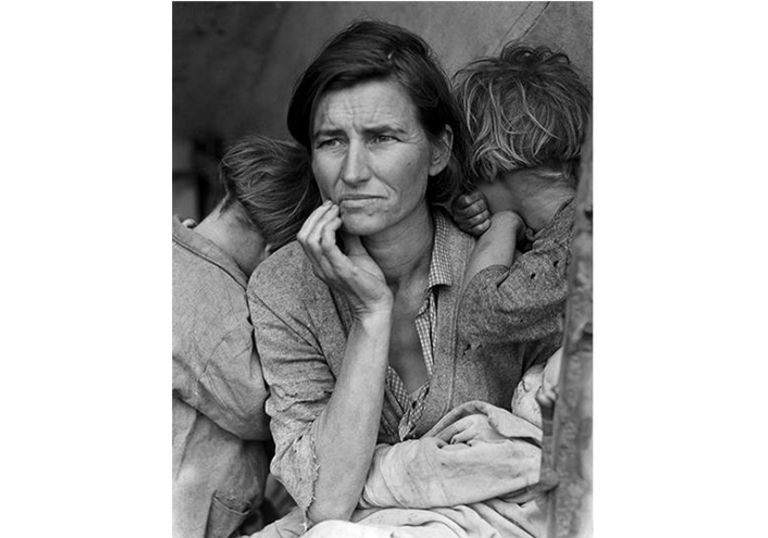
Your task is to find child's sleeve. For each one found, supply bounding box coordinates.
[458,203,575,344]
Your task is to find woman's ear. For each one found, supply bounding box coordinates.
[429,125,453,176]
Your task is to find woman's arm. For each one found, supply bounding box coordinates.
[249,256,392,523]
[296,202,394,523]
[310,311,391,521]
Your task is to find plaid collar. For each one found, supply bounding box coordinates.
[426,209,454,291]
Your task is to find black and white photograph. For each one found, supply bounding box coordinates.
[173,3,592,537]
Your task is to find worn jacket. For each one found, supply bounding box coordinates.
[458,198,575,346]
[173,217,271,538]
[247,210,558,516]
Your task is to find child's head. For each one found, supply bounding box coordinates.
[219,134,321,251]
[454,43,591,187]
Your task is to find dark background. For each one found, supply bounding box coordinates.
[172,1,593,220]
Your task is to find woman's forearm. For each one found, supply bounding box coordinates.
[308,309,392,523]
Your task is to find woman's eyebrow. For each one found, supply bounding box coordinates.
[313,124,408,139]
[362,124,407,136]
[312,127,345,140]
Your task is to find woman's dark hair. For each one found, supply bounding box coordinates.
[287,20,470,205]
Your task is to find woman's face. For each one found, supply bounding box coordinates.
[310,78,451,237]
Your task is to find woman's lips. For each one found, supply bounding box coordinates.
[338,196,380,208]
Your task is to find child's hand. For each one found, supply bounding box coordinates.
[451,190,491,236]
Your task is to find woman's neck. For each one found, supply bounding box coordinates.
[360,204,434,291]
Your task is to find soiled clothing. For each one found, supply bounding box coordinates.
[261,401,551,538]
[247,209,557,517]
[458,198,575,347]
[173,217,271,538]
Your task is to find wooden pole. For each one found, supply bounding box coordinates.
[543,123,593,538]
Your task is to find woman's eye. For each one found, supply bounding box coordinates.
[372,135,396,144]
[317,139,340,149]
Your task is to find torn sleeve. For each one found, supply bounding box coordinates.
[248,289,335,518]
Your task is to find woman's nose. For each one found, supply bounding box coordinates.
[339,141,370,185]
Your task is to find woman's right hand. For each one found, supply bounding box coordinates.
[297,201,393,317]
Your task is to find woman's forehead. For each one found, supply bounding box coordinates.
[312,79,419,132]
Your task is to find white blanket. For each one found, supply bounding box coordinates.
[298,400,556,538]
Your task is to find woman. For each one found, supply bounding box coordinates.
[247,21,557,532]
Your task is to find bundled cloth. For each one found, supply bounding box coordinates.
[261,400,555,538]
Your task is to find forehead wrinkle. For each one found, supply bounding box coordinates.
[314,82,418,136]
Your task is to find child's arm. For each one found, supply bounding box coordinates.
[462,210,525,292]
[452,189,525,288]
[459,199,575,344]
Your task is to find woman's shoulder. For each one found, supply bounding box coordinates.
[433,206,476,255]
[248,241,318,301]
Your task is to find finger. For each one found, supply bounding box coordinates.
[318,215,347,273]
[473,219,491,233]
[464,219,491,237]
[435,421,463,443]
[462,198,488,217]
[464,208,491,228]
[455,205,490,234]
[307,206,344,276]
[451,194,471,213]
[435,413,481,443]
[302,200,333,233]
[299,204,338,281]
[297,201,333,244]
[311,203,339,243]
[304,204,340,256]
[438,415,477,442]
[451,427,477,445]
[453,190,484,211]
[319,211,343,251]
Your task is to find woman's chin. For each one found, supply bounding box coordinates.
[340,215,384,237]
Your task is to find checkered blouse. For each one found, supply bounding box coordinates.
[385,212,452,441]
